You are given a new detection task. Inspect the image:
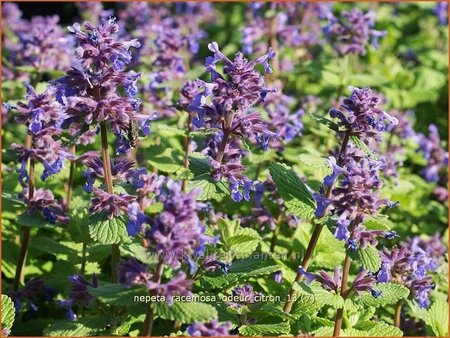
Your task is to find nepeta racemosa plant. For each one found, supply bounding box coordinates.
[9,84,70,292]
[189,42,277,202]
[54,18,149,283]
[279,87,399,335]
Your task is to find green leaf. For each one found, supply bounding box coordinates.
[358,283,409,307]
[349,135,375,158]
[1,295,15,330]
[43,316,110,336]
[188,152,211,176]
[189,128,221,136]
[89,213,129,245]
[367,322,403,337]
[364,215,393,231]
[187,174,229,201]
[348,246,381,273]
[88,284,147,306]
[294,282,344,309]
[239,322,291,336]
[228,228,261,259]
[17,211,51,228]
[147,148,184,173]
[269,162,316,220]
[311,112,342,132]
[217,218,240,242]
[298,154,333,175]
[152,301,218,324]
[425,299,448,336]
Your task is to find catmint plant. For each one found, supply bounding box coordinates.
[9,84,70,291]
[189,42,277,202]
[54,17,149,283]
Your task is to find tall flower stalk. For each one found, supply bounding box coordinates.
[9,84,70,290]
[283,87,398,314]
[54,18,150,283]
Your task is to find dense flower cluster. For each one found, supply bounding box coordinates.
[2,3,72,80]
[329,87,398,144]
[323,8,386,55]
[242,3,330,69]
[189,42,277,201]
[117,2,213,117]
[416,124,448,183]
[313,87,398,249]
[378,234,446,308]
[54,17,153,154]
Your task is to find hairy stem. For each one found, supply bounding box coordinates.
[99,121,119,283]
[394,300,402,328]
[142,260,165,336]
[283,133,350,313]
[65,144,76,210]
[13,157,35,290]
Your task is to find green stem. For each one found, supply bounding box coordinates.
[394,301,402,328]
[13,157,35,290]
[99,121,119,283]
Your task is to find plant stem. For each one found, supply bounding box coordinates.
[333,254,352,337]
[394,300,402,328]
[13,157,35,290]
[182,114,192,192]
[142,260,164,336]
[65,144,76,210]
[99,121,119,283]
[283,133,350,313]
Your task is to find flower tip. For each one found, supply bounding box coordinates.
[207,41,220,53]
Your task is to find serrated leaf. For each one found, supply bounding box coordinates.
[349,135,375,158]
[348,245,381,273]
[88,284,147,306]
[188,152,211,176]
[358,283,409,307]
[425,299,448,336]
[269,162,316,220]
[89,213,129,245]
[187,174,229,201]
[154,124,186,136]
[228,228,261,259]
[298,154,332,174]
[152,301,218,323]
[239,322,291,336]
[17,211,51,228]
[367,322,403,336]
[1,295,15,330]
[364,215,393,231]
[43,315,110,336]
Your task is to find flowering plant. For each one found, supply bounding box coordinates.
[1,2,447,337]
